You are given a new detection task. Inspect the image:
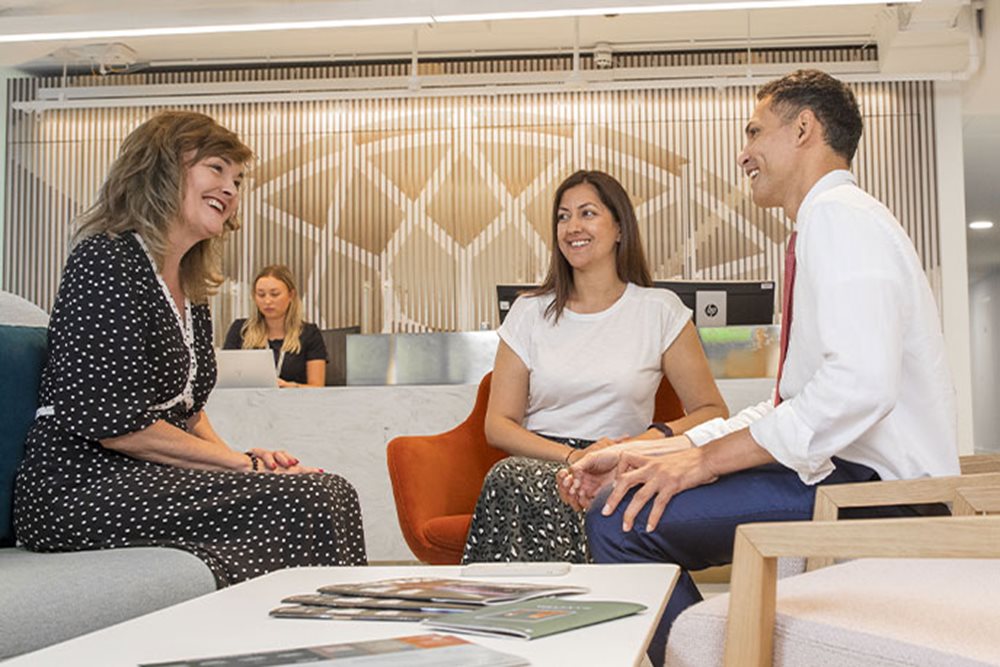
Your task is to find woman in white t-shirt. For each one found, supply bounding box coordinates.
[462,170,728,564]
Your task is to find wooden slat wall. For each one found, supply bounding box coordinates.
[3,47,939,338]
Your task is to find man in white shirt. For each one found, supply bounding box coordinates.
[563,69,959,666]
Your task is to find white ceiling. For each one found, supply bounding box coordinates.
[0,1,892,70]
[1,0,998,280]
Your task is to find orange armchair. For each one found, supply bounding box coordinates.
[386,372,686,564]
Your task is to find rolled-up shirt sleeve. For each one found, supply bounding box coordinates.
[749,201,906,484]
[684,400,774,446]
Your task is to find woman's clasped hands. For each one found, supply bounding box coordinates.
[245,448,322,474]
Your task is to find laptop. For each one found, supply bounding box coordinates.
[215,349,278,389]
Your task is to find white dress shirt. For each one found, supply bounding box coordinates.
[685,170,959,483]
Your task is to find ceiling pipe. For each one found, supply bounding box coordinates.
[408,28,420,91]
[953,1,983,81]
[11,65,969,113]
[27,60,880,102]
[566,16,585,87]
[135,32,874,70]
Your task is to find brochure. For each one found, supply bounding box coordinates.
[270,604,451,622]
[283,593,476,613]
[422,596,647,640]
[139,633,528,667]
[316,577,588,606]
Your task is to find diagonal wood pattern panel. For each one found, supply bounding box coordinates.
[3,51,938,338]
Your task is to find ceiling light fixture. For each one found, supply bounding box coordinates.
[436,1,919,23]
[969,220,995,230]
[0,0,919,44]
[0,18,434,44]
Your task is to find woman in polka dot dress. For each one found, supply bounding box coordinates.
[13,111,367,586]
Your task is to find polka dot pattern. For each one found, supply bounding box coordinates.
[13,232,367,586]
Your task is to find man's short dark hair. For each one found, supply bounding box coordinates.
[757,69,863,163]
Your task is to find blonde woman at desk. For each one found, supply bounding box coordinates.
[224,265,328,387]
[462,170,728,564]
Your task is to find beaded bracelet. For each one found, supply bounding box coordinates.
[245,451,261,472]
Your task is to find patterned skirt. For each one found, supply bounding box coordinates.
[462,436,593,564]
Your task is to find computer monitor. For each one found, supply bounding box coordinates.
[496,284,539,325]
[496,280,775,327]
[653,280,776,327]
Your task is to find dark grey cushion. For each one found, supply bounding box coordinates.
[0,324,47,546]
[0,546,216,659]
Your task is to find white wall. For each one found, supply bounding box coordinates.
[970,270,1000,452]
[0,69,15,284]
[962,0,1000,452]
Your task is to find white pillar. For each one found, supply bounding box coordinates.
[934,81,975,455]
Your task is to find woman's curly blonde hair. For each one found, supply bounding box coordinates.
[73,110,254,304]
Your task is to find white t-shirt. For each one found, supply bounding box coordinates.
[685,170,959,484]
[499,282,691,440]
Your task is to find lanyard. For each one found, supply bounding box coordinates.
[276,348,286,377]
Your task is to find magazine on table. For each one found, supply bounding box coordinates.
[270,604,451,622]
[282,592,476,613]
[316,577,588,606]
[422,597,647,640]
[139,633,528,667]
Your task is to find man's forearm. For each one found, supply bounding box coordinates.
[605,435,693,457]
[699,427,776,477]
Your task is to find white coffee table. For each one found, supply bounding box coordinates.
[7,564,678,666]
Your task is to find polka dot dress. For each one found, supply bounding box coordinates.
[462,437,592,565]
[14,233,367,586]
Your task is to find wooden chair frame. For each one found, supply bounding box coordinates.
[694,455,1000,665]
[958,453,1000,475]
[807,471,1000,570]
[953,485,1000,515]
[723,514,1000,667]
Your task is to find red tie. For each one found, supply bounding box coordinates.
[774,231,797,406]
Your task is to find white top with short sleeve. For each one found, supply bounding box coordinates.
[499,282,691,440]
[684,170,959,483]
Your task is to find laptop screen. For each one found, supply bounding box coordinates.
[215,349,278,389]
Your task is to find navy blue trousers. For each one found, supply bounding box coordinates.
[585,458,881,667]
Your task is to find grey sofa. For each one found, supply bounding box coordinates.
[0,291,217,660]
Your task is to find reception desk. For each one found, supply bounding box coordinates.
[206,327,777,562]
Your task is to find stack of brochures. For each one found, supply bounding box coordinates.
[270,576,590,622]
[140,633,528,667]
[270,576,646,640]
